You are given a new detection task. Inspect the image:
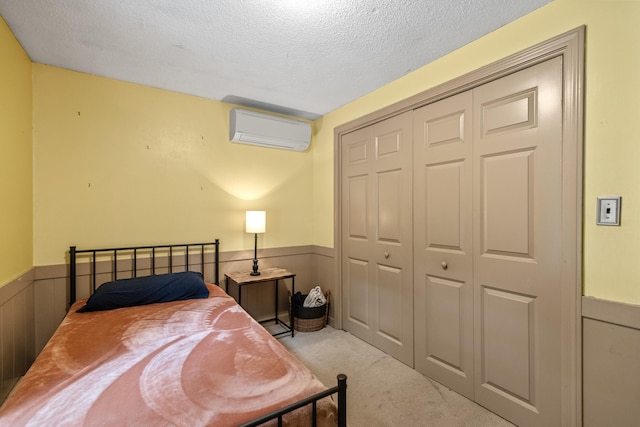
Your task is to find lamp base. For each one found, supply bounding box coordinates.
[250,256,260,276]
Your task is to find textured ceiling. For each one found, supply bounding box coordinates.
[0,0,550,119]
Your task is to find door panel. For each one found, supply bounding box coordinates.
[481,287,536,403]
[342,111,414,366]
[425,275,466,371]
[346,258,369,328]
[377,170,403,242]
[414,91,474,398]
[473,57,563,426]
[347,176,368,239]
[426,161,465,249]
[481,149,534,257]
[482,89,537,135]
[376,264,403,343]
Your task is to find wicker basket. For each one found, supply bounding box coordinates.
[290,290,330,332]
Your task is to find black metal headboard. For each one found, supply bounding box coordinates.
[69,239,220,307]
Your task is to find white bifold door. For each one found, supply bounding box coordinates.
[341,56,565,426]
[413,90,475,398]
[413,57,563,426]
[341,111,414,367]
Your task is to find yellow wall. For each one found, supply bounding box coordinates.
[0,17,33,286]
[313,0,640,305]
[8,0,640,305]
[32,65,315,266]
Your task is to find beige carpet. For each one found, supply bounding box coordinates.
[280,325,514,427]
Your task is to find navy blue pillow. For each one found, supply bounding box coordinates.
[77,271,209,312]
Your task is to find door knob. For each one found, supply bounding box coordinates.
[384,252,390,259]
[441,261,448,270]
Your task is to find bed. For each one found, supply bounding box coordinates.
[0,240,346,426]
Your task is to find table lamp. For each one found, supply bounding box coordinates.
[246,210,266,276]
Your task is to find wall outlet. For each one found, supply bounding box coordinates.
[596,196,621,226]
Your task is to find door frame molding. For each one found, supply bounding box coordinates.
[333,27,584,426]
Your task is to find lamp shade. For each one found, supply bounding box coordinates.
[246,211,266,234]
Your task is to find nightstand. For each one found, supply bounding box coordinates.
[225,267,295,337]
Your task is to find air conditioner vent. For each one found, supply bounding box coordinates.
[229,108,311,151]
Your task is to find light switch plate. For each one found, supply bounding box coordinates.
[596,196,621,225]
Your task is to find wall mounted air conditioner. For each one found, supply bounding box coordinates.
[229,108,311,151]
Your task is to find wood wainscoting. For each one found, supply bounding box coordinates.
[0,270,35,402]
[582,296,640,427]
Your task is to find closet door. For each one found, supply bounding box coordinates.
[413,91,474,399]
[341,111,414,367]
[472,57,563,426]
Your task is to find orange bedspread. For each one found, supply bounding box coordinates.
[0,285,336,426]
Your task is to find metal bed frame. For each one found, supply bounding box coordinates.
[69,240,220,308]
[67,239,347,427]
[239,373,347,427]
